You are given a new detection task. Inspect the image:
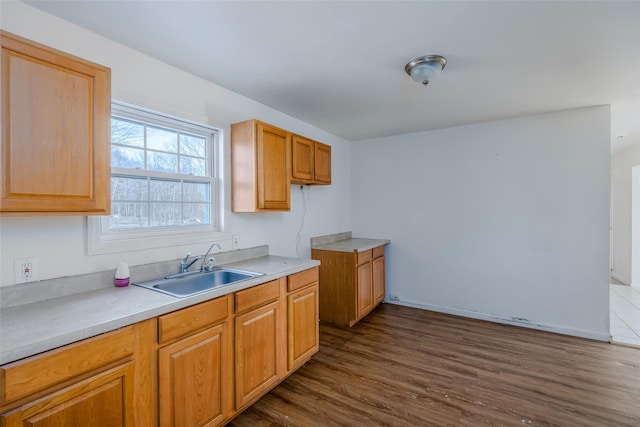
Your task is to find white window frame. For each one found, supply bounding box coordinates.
[88,101,226,255]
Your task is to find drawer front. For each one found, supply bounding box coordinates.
[158,296,229,345]
[287,267,318,292]
[372,246,385,259]
[357,249,372,265]
[0,326,135,405]
[235,280,280,314]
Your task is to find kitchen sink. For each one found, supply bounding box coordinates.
[132,267,264,298]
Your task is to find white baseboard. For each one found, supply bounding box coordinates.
[611,271,631,285]
[385,299,611,342]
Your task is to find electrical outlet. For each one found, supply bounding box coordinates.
[14,257,39,284]
[232,235,240,250]
[390,294,400,301]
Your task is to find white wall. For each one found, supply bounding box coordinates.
[352,107,611,340]
[0,2,351,286]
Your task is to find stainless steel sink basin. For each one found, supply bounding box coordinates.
[133,267,264,298]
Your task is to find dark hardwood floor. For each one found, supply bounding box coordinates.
[228,303,640,426]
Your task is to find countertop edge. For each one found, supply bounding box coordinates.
[311,238,390,253]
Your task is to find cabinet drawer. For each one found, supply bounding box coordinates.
[0,326,135,405]
[287,267,318,292]
[158,296,229,345]
[372,246,385,259]
[357,250,372,265]
[235,280,280,314]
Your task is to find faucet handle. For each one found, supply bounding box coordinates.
[203,257,216,272]
[182,252,192,263]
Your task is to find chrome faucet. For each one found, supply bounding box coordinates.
[180,252,201,273]
[200,243,222,272]
[166,244,222,279]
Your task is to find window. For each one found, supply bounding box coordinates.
[88,102,223,254]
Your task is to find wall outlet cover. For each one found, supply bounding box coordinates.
[14,257,39,284]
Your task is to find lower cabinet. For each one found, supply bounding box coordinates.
[1,361,135,427]
[235,299,282,409]
[356,259,373,320]
[286,267,319,372]
[287,284,319,371]
[159,323,230,427]
[158,296,232,427]
[0,267,320,427]
[312,245,387,327]
[0,320,154,426]
[372,247,386,305]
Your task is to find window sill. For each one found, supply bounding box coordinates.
[87,216,230,255]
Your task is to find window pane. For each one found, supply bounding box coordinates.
[147,151,178,173]
[108,103,218,233]
[150,203,181,226]
[147,126,177,152]
[183,203,210,225]
[110,203,148,229]
[180,134,206,157]
[180,156,207,176]
[150,179,180,201]
[112,146,144,169]
[112,176,148,201]
[112,118,144,147]
[183,182,209,202]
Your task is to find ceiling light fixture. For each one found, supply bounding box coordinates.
[405,55,447,86]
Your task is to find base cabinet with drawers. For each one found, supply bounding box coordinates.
[286,267,320,371]
[0,266,320,427]
[234,279,284,410]
[158,296,233,427]
[0,320,155,427]
[312,245,386,328]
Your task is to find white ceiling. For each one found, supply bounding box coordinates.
[24,0,640,145]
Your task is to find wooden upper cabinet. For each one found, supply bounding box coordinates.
[291,135,314,182]
[0,31,111,216]
[231,119,291,212]
[314,141,331,184]
[291,135,331,185]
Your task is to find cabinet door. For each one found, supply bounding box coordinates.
[235,300,282,409]
[256,122,291,210]
[159,323,230,427]
[287,284,319,371]
[1,362,134,427]
[373,255,386,304]
[356,262,373,320]
[291,135,314,182]
[314,142,331,184]
[0,31,110,215]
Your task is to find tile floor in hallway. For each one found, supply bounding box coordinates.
[610,284,640,346]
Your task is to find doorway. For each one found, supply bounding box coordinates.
[609,164,640,346]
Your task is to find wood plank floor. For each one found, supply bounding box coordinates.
[227,303,640,426]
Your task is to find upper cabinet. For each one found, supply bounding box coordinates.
[0,31,111,216]
[291,135,331,185]
[231,120,291,212]
[231,119,332,212]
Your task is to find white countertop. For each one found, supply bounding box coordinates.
[311,238,390,253]
[0,255,318,365]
